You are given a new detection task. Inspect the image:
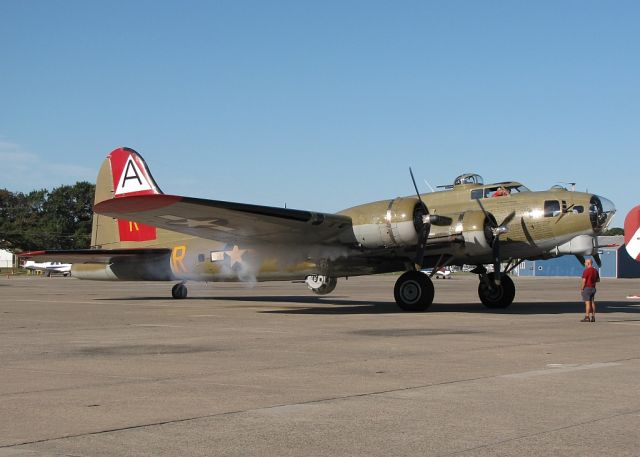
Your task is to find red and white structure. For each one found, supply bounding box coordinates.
[624,205,640,262]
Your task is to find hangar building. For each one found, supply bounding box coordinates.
[515,236,640,278]
[0,249,15,269]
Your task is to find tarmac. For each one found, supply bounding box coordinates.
[1,274,639,456]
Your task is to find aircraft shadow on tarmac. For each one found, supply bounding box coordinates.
[261,299,640,316]
[97,295,640,316]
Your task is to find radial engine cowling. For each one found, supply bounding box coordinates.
[456,210,495,256]
[71,255,174,281]
[350,197,422,249]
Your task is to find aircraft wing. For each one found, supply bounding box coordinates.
[94,195,356,246]
[19,248,171,264]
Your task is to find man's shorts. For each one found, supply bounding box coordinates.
[581,287,596,301]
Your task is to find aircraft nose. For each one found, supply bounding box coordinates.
[589,195,616,232]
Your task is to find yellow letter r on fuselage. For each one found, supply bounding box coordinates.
[171,245,188,274]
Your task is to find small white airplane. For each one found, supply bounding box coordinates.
[22,261,72,277]
[421,267,452,279]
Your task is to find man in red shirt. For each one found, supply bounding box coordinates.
[580,258,600,322]
[492,186,510,197]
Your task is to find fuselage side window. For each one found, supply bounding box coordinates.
[544,200,561,217]
[470,189,484,200]
[211,251,225,262]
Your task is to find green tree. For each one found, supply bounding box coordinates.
[0,188,47,250]
[0,182,95,251]
[603,227,624,236]
[42,182,95,249]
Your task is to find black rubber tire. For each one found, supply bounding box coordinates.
[478,273,515,309]
[394,271,435,312]
[309,276,338,295]
[171,283,188,299]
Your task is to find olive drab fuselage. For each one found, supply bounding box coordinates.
[22,148,617,309]
[80,169,615,283]
[338,178,613,272]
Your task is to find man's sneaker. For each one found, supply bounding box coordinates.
[590,316,595,322]
[580,316,591,322]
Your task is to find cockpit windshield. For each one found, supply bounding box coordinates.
[470,185,531,200]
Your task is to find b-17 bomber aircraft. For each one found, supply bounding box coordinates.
[21,147,616,311]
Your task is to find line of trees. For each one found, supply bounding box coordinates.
[0,182,95,252]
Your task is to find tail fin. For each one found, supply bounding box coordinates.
[624,205,640,262]
[91,147,162,248]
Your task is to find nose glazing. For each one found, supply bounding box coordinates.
[589,195,616,232]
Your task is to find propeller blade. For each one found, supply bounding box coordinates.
[409,167,430,270]
[476,199,497,229]
[501,211,516,227]
[575,255,586,266]
[593,254,602,268]
[475,203,515,286]
[493,234,501,285]
[415,225,428,269]
[409,167,425,208]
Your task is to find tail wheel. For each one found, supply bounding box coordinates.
[306,275,338,295]
[171,283,188,299]
[478,273,515,309]
[394,271,434,312]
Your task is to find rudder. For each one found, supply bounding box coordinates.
[91,147,162,248]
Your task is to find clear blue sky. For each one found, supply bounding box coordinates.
[1,1,638,226]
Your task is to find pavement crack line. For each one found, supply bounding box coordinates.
[2,356,639,450]
[0,373,505,449]
[436,408,640,457]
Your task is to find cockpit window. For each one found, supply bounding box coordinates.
[544,200,561,217]
[470,185,530,200]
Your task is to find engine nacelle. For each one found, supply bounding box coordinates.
[348,198,496,255]
[72,256,174,281]
[351,197,421,249]
[72,263,119,280]
[455,210,494,256]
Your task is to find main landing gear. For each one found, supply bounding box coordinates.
[394,271,435,312]
[477,272,515,309]
[392,268,516,312]
[171,282,188,299]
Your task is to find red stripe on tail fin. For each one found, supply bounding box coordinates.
[117,219,157,242]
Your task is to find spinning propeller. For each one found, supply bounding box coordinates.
[575,253,602,268]
[409,168,454,269]
[410,168,430,269]
[489,211,516,284]
[476,199,516,285]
